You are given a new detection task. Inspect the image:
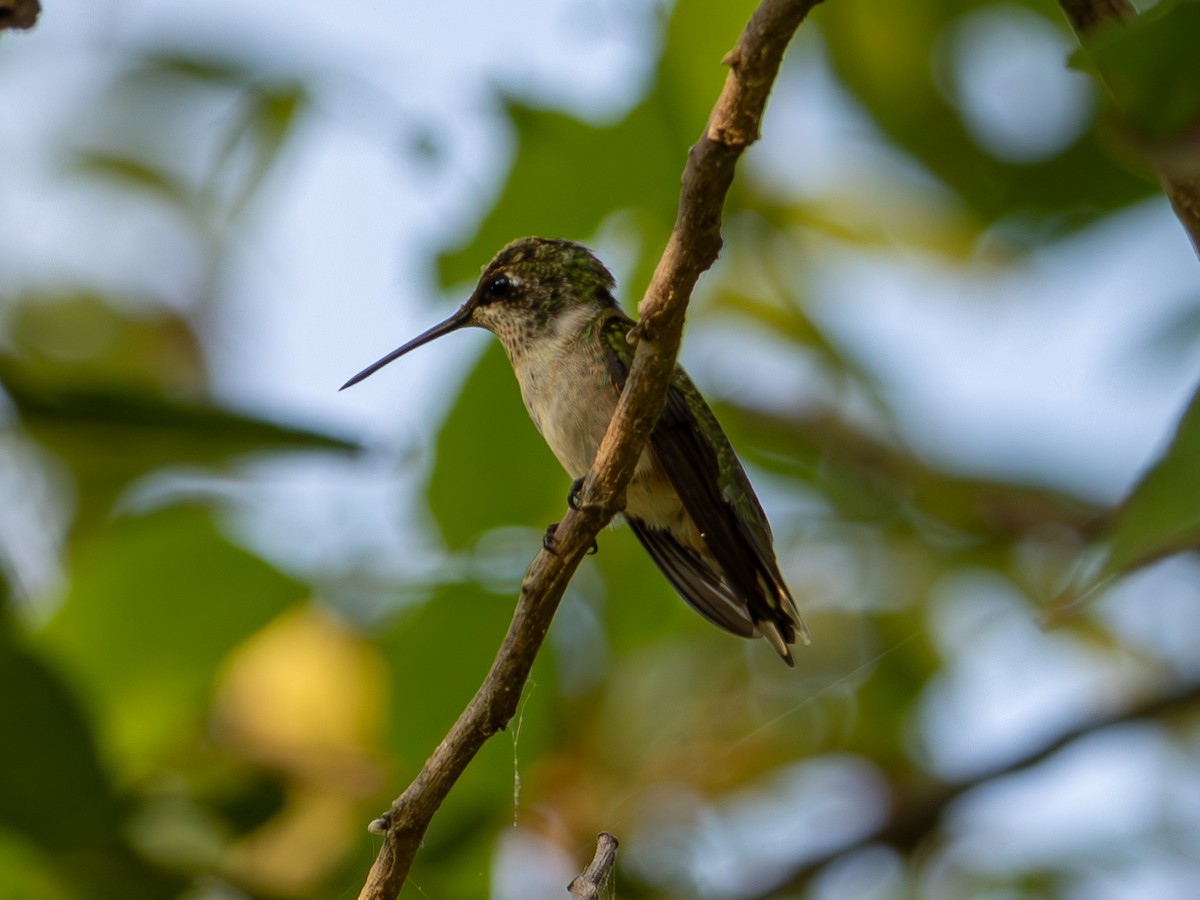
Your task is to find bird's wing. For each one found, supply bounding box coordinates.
[597,312,805,647]
[626,517,757,637]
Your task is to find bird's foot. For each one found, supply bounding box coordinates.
[543,523,597,556]
[567,476,586,510]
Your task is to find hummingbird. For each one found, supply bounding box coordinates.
[342,237,809,665]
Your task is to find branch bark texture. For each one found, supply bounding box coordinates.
[568,832,620,899]
[356,2,824,897]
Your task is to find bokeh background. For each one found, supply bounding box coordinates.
[2,0,1200,897]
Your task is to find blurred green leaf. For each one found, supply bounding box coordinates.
[438,0,759,288]
[595,525,692,653]
[0,624,184,899]
[720,402,1096,544]
[76,51,308,232]
[137,52,263,86]
[379,580,555,898]
[70,152,193,209]
[0,358,356,531]
[0,834,74,900]
[427,342,562,548]
[381,580,552,763]
[7,291,205,395]
[1099,380,1200,575]
[209,81,308,221]
[437,96,680,288]
[1085,0,1200,139]
[197,764,288,836]
[819,0,1154,230]
[37,506,307,773]
[0,627,120,851]
[659,0,761,126]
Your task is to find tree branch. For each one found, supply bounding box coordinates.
[0,0,40,31]
[568,832,620,899]
[355,2,825,897]
[759,679,1200,897]
[1058,0,1200,257]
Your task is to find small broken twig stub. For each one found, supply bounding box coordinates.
[0,0,41,30]
[568,832,620,899]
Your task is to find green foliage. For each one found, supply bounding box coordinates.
[820,0,1152,223]
[438,0,761,290]
[72,53,309,229]
[0,49,359,895]
[0,629,132,881]
[1084,0,1200,139]
[40,507,306,772]
[428,343,562,548]
[380,581,557,898]
[2,0,1198,897]
[1100,384,1200,575]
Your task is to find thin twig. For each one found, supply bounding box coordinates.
[758,680,1200,897]
[355,1,824,897]
[568,832,620,899]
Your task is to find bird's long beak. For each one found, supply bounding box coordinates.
[340,304,473,390]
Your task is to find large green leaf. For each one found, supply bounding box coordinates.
[818,0,1154,230]
[437,0,760,288]
[1,359,356,533]
[381,580,552,771]
[0,625,184,900]
[1084,0,1200,140]
[437,95,681,289]
[38,506,307,774]
[6,291,206,396]
[427,342,563,548]
[0,633,118,851]
[74,52,309,228]
[593,521,702,652]
[3,363,354,460]
[379,580,555,899]
[1100,380,1200,576]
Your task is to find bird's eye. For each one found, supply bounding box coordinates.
[483,274,512,302]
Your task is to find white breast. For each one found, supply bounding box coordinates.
[508,306,618,480]
[506,307,692,539]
